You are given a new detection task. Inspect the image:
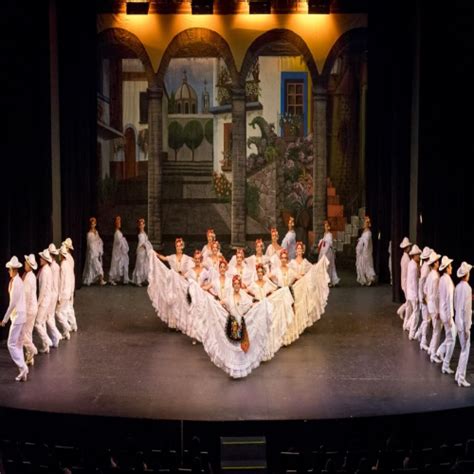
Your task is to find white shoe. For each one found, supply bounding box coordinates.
[99,280,107,286]
[431,355,442,364]
[110,281,117,286]
[442,366,454,374]
[420,343,429,352]
[15,367,28,382]
[458,378,471,387]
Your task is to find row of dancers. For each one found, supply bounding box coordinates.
[396,237,472,387]
[82,215,342,289]
[1,239,77,382]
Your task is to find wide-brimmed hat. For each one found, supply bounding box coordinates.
[400,237,412,249]
[5,256,22,269]
[24,254,38,270]
[420,246,431,260]
[48,243,59,256]
[427,251,441,266]
[457,261,473,279]
[439,255,453,272]
[59,244,69,257]
[38,249,53,264]
[409,244,421,256]
[63,238,74,250]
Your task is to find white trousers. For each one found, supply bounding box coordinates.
[47,308,62,347]
[415,303,430,347]
[35,305,53,350]
[55,301,71,336]
[67,300,77,331]
[21,311,38,356]
[456,330,471,382]
[406,299,420,338]
[437,320,457,369]
[428,314,442,359]
[8,322,27,370]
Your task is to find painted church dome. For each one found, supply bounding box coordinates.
[175,70,198,114]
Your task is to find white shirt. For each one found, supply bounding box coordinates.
[406,259,419,301]
[38,264,53,310]
[425,269,440,315]
[439,273,454,323]
[2,274,26,325]
[23,271,38,315]
[289,258,312,278]
[281,230,297,260]
[167,254,193,275]
[59,259,74,303]
[418,261,430,303]
[454,280,472,333]
[400,252,410,293]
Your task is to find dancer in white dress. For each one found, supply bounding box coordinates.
[22,254,38,366]
[109,216,129,285]
[201,228,216,260]
[265,227,282,272]
[269,249,298,288]
[132,218,152,286]
[355,216,376,286]
[246,239,270,280]
[281,216,297,260]
[203,240,221,280]
[156,237,193,276]
[1,257,28,382]
[454,261,472,387]
[205,258,232,301]
[228,248,252,288]
[186,250,210,287]
[317,221,340,286]
[290,242,312,278]
[247,264,276,301]
[83,217,106,286]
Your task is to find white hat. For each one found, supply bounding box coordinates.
[409,244,421,256]
[59,244,69,257]
[48,243,59,256]
[24,254,38,270]
[420,246,431,260]
[63,238,74,250]
[457,262,473,278]
[38,249,53,264]
[427,251,441,266]
[439,255,453,272]
[400,237,412,249]
[5,256,22,269]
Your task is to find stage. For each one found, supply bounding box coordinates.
[0,271,473,422]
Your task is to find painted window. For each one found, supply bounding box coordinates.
[281,72,308,136]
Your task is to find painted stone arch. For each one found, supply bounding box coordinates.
[320,27,368,88]
[97,27,155,84]
[156,28,239,87]
[239,28,320,86]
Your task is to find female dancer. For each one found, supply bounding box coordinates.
[269,249,298,288]
[156,238,193,276]
[204,240,221,280]
[222,275,253,322]
[265,227,282,272]
[83,217,106,286]
[109,216,129,286]
[132,218,152,287]
[202,228,216,260]
[205,258,232,301]
[355,216,376,286]
[290,241,312,279]
[248,264,276,301]
[228,248,252,288]
[186,250,210,287]
[318,221,340,286]
[281,216,297,260]
[246,239,270,278]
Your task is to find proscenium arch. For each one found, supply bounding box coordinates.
[97,28,155,84]
[156,28,239,87]
[239,29,320,86]
[320,27,368,88]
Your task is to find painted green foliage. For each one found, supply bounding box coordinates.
[168,121,184,160]
[204,119,213,145]
[184,120,204,161]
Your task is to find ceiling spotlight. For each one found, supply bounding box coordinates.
[192,0,214,14]
[126,0,150,15]
[249,0,271,14]
[308,0,330,14]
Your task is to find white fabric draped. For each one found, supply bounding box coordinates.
[147,251,330,378]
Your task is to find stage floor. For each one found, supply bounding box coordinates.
[1,271,473,421]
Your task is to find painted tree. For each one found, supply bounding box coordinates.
[184,120,204,161]
[204,119,213,145]
[168,121,184,161]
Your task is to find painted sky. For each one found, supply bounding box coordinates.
[164,58,215,111]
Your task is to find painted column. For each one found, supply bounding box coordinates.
[312,85,328,245]
[147,84,163,247]
[231,86,247,247]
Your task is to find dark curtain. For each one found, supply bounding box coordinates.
[367,0,414,300]
[1,0,53,318]
[418,1,474,266]
[57,0,98,287]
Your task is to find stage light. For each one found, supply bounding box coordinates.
[192,0,214,14]
[249,0,271,14]
[308,0,330,14]
[126,0,150,15]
